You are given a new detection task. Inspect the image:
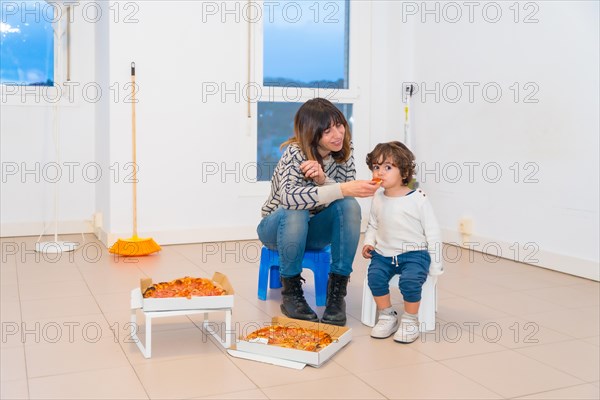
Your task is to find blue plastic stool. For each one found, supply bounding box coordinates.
[257,246,331,306]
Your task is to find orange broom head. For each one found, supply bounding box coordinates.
[109,236,161,256]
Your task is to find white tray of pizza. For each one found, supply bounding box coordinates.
[130,272,234,312]
[232,316,352,367]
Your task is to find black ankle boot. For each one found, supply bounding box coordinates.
[280,274,319,322]
[321,273,349,326]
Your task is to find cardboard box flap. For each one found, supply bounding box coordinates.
[140,278,153,294]
[212,272,234,295]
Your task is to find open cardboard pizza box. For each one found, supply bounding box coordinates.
[130,272,234,311]
[228,316,352,369]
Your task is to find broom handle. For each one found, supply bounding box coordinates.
[131,62,138,238]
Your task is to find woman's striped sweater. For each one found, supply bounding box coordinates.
[261,143,356,217]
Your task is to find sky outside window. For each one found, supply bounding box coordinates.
[1,0,54,86]
[257,102,353,181]
[263,0,349,89]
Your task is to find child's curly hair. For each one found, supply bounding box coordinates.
[366,141,416,185]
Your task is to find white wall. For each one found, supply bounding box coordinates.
[369,2,413,148]
[94,1,260,245]
[408,1,599,279]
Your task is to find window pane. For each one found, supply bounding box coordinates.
[263,0,349,89]
[257,101,353,181]
[1,0,54,86]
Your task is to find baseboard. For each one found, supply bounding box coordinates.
[441,229,599,282]
[1,220,93,238]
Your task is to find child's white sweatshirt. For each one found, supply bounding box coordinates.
[364,188,443,275]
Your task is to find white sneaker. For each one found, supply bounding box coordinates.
[393,315,420,343]
[370,312,399,339]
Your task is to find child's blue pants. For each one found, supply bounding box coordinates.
[367,250,430,303]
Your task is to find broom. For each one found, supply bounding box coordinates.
[109,62,161,256]
[404,84,418,190]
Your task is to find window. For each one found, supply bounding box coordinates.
[256,0,352,182]
[263,0,349,89]
[257,101,353,181]
[0,0,55,86]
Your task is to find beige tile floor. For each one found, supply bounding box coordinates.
[1,234,599,399]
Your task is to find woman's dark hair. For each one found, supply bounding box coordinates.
[366,141,416,185]
[280,98,352,165]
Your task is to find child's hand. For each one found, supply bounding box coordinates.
[362,245,374,259]
[300,161,326,185]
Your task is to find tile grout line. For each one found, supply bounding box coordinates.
[439,346,589,398]
[336,353,506,399]
[507,381,598,399]
[71,242,152,400]
[259,369,390,399]
[12,244,31,400]
[431,352,509,399]
[329,358,392,400]
[434,290,587,339]
[435,315,580,350]
[511,339,596,384]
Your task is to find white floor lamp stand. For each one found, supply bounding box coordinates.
[35,3,78,255]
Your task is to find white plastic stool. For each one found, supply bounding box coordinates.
[361,274,438,332]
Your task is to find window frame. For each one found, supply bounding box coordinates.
[239,0,372,198]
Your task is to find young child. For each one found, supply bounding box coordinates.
[363,141,443,343]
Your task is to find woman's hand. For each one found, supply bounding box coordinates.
[362,245,374,259]
[300,161,326,185]
[340,180,379,198]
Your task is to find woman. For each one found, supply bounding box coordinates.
[257,98,379,326]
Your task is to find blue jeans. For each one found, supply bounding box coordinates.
[367,250,430,302]
[257,198,361,278]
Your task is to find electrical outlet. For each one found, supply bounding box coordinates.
[93,212,103,230]
[459,218,473,235]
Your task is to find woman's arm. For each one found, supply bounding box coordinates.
[278,145,377,209]
[332,145,379,197]
[278,150,321,209]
